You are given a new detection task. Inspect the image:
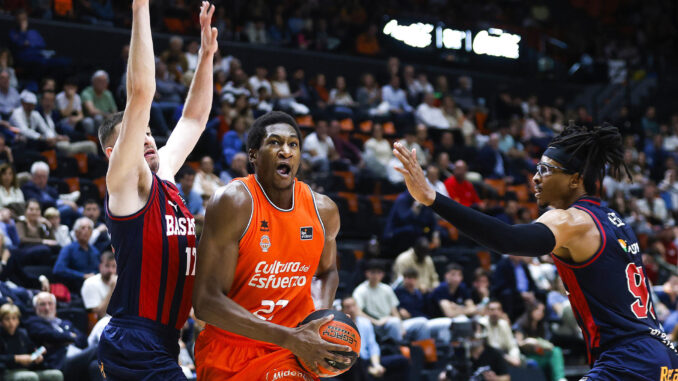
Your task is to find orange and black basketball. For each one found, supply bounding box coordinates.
[297,309,361,377]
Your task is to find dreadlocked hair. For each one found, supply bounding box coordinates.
[547,122,631,195]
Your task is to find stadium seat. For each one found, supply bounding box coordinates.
[71,153,88,175]
[359,120,373,133]
[93,177,107,200]
[507,184,530,202]
[296,115,314,127]
[40,149,58,171]
[340,118,354,132]
[484,178,506,197]
[63,177,80,193]
[332,171,355,191]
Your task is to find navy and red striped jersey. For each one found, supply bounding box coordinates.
[552,196,667,364]
[105,173,197,331]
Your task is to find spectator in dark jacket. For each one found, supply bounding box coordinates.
[53,218,99,292]
[382,192,438,257]
[491,255,541,321]
[24,292,101,381]
[0,302,63,380]
[20,162,79,227]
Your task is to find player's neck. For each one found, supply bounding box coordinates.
[556,189,587,210]
[257,177,294,210]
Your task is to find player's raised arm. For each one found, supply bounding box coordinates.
[158,1,218,181]
[193,183,351,375]
[107,0,155,196]
[392,142,561,257]
[313,193,340,309]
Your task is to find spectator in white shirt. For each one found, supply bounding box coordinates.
[44,207,71,248]
[248,66,272,96]
[302,119,336,173]
[38,91,97,155]
[56,77,94,137]
[185,41,200,72]
[364,123,393,178]
[416,92,450,129]
[81,251,116,321]
[0,163,24,209]
[426,164,449,197]
[272,66,309,115]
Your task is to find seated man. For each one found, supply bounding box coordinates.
[394,268,452,345]
[392,235,439,293]
[430,263,477,319]
[81,251,116,321]
[0,303,64,381]
[439,320,510,381]
[53,218,99,292]
[24,292,101,381]
[478,300,522,367]
[339,297,410,381]
[80,200,110,253]
[20,162,79,227]
[175,165,205,223]
[352,260,430,344]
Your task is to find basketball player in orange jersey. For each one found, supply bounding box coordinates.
[193,111,354,380]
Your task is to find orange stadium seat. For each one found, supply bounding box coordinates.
[508,184,530,202]
[40,150,58,171]
[63,177,80,193]
[72,153,88,174]
[484,178,506,197]
[340,118,354,132]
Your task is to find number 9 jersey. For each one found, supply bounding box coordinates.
[551,197,671,364]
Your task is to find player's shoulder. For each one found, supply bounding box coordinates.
[309,191,338,214]
[207,181,253,214]
[536,207,595,235]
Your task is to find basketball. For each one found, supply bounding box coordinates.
[297,309,361,377]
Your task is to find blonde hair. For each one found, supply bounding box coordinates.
[44,207,59,218]
[0,303,20,320]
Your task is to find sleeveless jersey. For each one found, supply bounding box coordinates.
[551,196,666,364]
[206,175,325,343]
[105,173,197,331]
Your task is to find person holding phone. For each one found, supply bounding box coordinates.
[0,303,63,381]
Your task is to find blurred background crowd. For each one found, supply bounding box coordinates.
[0,0,677,380]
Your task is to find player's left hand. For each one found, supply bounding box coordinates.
[393,142,436,206]
[198,1,218,56]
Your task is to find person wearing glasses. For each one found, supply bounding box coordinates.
[392,123,678,381]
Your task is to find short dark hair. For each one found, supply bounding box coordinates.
[100,251,115,263]
[98,111,124,151]
[365,259,384,272]
[176,165,196,181]
[246,111,302,152]
[403,267,419,279]
[445,262,463,274]
[63,77,78,87]
[84,199,99,207]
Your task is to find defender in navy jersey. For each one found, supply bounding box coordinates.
[95,1,218,380]
[394,124,678,381]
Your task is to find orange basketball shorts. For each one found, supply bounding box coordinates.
[195,325,319,381]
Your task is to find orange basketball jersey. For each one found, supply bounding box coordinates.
[206,175,325,342]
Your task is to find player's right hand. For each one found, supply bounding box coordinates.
[288,314,354,375]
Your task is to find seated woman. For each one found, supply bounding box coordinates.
[16,199,60,267]
[0,303,63,381]
[0,164,25,212]
[514,302,567,381]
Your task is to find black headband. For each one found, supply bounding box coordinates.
[543,146,583,173]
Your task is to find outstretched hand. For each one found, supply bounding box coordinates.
[392,142,437,206]
[199,1,218,56]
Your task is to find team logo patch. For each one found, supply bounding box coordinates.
[260,235,271,252]
[300,227,313,240]
[260,220,270,232]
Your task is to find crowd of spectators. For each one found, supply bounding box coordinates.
[0,4,677,381]
[1,0,677,78]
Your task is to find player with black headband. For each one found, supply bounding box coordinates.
[393,123,678,380]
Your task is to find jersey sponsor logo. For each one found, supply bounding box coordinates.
[651,328,678,353]
[618,239,640,254]
[607,212,625,227]
[168,200,179,212]
[165,215,196,236]
[300,226,313,240]
[260,220,270,232]
[260,235,271,252]
[247,260,312,289]
[266,367,314,381]
[660,367,678,381]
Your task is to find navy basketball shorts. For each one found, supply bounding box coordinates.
[97,316,187,381]
[582,336,678,381]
